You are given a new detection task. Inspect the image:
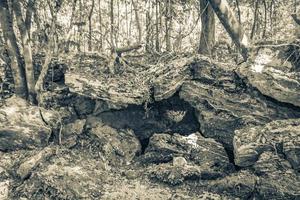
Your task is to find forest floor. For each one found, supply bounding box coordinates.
[1,43,300,199]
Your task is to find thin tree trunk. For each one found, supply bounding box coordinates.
[250,0,259,40]
[116,0,120,47]
[125,0,129,42]
[35,1,58,96]
[0,0,28,98]
[79,0,83,52]
[99,0,103,50]
[25,0,35,39]
[155,0,160,52]
[165,0,172,51]
[236,0,241,26]
[198,0,215,55]
[114,0,142,55]
[132,0,141,43]
[262,0,267,38]
[146,1,151,52]
[12,0,36,101]
[208,0,248,60]
[88,0,95,51]
[66,0,77,52]
[110,0,115,53]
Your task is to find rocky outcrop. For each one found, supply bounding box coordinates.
[233,118,300,169]
[152,56,194,101]
[180,80,300,150]
[65,55,195,109]
[237,48,300,107]
[0,96,59,151]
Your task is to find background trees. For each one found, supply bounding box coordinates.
[0,0,299,102]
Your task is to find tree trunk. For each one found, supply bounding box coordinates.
[65,0,77,53]
[236,0,241,26]
[110,0,115,53]
[98,0,103,50]
[262,0,267,38]
[165,0,172,52]
[208,0,248,60]
[155,0,160,52]
[292,14,300,25]
[132,0,142,43]
[25,0,35,39]
[12,0,36,101]
[79,0,83,52]
[35,1,59,97]
[146,2,151,52]
[88,0,95,51]
[0,0,28,98]
[198,0,215,55]
[250,0,259,40]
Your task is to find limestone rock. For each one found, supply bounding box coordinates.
[83,120,141,165]
[149,163,223,185]
[17,147,56,180]
[143,133,232,175]
[15,151,105,199]
[173,156,187,167]
[0,180,9,200]
[253,152,300,199]
[152,56,194,101]
[237,48,300,107]
[207,170,257,199]
[180,80,300,150]
[65,70,150,109]
[189,57,239,93]
[73,95,96,117]
[65,55,196,109]
[0,96,59,151]
[61,119,86,148]
[233,118,300,169]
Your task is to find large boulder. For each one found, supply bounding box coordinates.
[180,80,300,150]
[233,118,300,169]
[0,96,59,151]
[65,55,196,109]
[82,120,141,165]
[152,56,194,101]
[237,48,300,107]
[254,152,300,199]
[143,133,233,184]
[206,170,257,199]
[143,133,230,167]
[179,58,300,150]
[14,150,106,199]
